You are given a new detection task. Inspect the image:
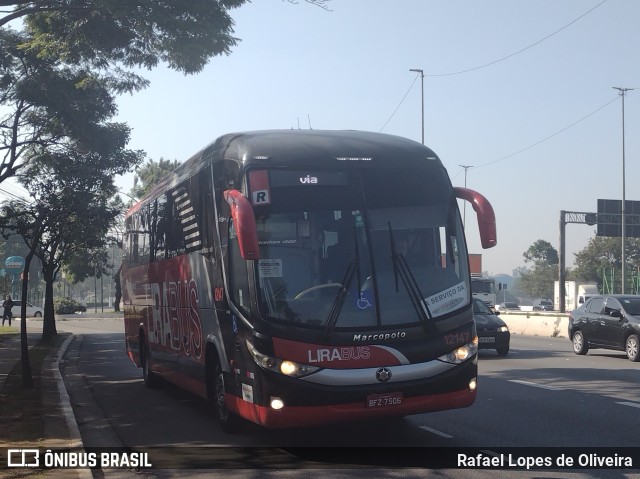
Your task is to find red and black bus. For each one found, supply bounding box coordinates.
[122,130,497,431]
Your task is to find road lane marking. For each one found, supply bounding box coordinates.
[616,401,640,409]
[508,380,563,391]
[419,426,453,438]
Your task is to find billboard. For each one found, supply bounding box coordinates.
[596,199,640,238]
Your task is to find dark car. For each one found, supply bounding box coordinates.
[473,298,510,356]
[568,295,640,362]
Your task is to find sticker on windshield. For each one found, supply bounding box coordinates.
[258,259,283,278]
[425,281,467,317]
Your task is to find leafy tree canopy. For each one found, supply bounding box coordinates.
[64,247,111,284]
[516,239,560,299]
[0,28,145,185]
[572,236,640,292]
[1,150,124,338]
[3,1,246,75]
[523,239,558,266]
[130,157,180,200]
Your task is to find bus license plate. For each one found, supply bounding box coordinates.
[367,392,403,408]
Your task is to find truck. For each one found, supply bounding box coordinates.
[553,281,599,312]
[468,254,500,309]
[471,277,500,309]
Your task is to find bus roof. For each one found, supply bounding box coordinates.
[126,130,446,216]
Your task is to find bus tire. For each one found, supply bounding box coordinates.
[208,352,242,434]
[141,338,160,389]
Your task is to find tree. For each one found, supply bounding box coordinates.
[1,1,330,187]
[0,28,147,186]
[2,208,39,389]
[1,77,142,337]
[517,239,559,299]
[63,247,111,283]
[3,158,124,339]
[3,1,246,75]
[1,0,330,31]
[130,157,180,200]
[523,239,558,266]
[573,236,640,293]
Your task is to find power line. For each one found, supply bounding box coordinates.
[426,0,608,77]
[380,74,420,132]
[0,187,25,201]
[380,1,608,134]
[474,95,620,169]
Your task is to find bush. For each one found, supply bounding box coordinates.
[54,298,87,314]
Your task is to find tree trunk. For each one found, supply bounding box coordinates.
[113,264,122,312]
[20,252,34,389]
[42,267,57,341]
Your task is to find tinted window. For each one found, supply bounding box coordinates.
[473,299,492,315]
[621,298,640,315]
[604,298,622,316]
[585,297,603,313]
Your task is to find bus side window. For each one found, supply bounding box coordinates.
[228,220,250,314]
[154,195,168,260]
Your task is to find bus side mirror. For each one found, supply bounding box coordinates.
[454,187,497,249]
[224,189,260,260]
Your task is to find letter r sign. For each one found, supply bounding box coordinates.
[252,190,270,205]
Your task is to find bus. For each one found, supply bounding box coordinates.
[121,130,497,431]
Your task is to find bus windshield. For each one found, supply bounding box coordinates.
[250,168,469,329]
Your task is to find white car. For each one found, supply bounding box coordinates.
[10,301,43,318]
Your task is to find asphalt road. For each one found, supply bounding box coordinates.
[52,317,640,478]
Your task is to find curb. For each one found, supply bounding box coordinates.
[54,334,94,479]
[54,335,83,448]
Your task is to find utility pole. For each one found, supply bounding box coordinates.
[613,86,634,293]
[409,68,424,144]
[459,165,473,225]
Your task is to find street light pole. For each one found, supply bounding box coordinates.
[409,68,424,144]
[459,165,473,225]
[613,86,634,293]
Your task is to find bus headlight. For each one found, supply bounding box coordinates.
[438,336,478,364]
[246,341,319,377]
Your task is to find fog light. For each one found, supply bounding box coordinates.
[270,397,285,410]
[469,378,477,391]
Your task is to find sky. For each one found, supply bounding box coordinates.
[112,0,640,277]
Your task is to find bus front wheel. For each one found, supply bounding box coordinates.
[209,355,242,434]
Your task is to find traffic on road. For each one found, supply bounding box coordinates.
[55,318,639,458]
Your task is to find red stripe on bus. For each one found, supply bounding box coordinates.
[226,388,476,429]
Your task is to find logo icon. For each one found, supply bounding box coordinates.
[375,367,392,383]
[8,449,39,467]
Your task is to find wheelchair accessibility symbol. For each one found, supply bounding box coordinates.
[356,291,373,310]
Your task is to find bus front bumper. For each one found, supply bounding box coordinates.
[226,382,477,429]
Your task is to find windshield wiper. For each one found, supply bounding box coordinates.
[323,226,362,340]
[388,222,432,322]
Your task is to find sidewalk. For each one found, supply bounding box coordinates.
[0,327,89,479]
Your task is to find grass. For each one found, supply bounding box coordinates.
[0,325,19,335]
